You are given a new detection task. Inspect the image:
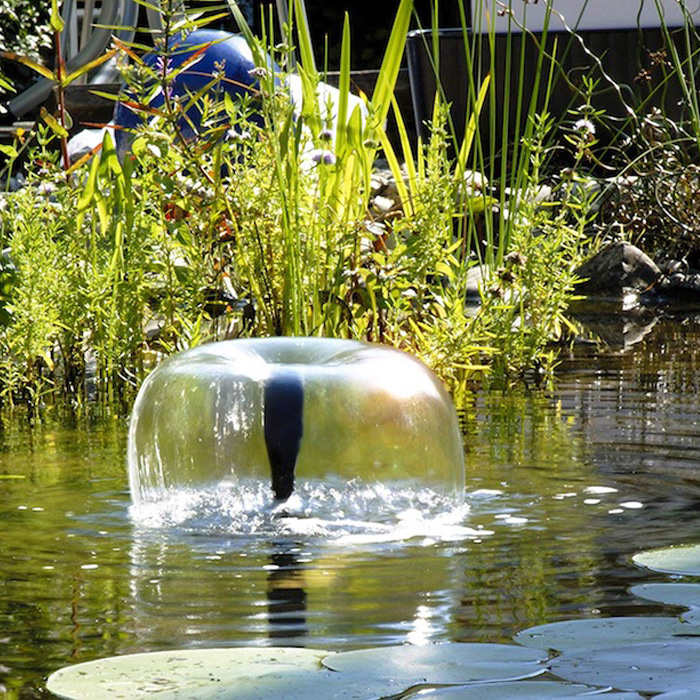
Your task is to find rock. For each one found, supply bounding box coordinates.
[465,264,489,302]
[574,241,660,298]
[657,269,700,300]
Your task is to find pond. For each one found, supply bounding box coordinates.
[2,311,700,698]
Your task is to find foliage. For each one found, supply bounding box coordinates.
[12,0,700,410]
[0,0,52,112]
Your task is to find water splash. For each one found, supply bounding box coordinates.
[129,478,487,545]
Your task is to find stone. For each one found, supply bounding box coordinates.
[574,241,660,298]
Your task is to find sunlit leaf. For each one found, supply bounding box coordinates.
[50,0,65,33]
[46,647,410,700]
[0,144,18,159]
[417,680,644,699]
[333,12,351,156]
[0,52,54,81]
[111,36,144,65]
[455,74,491,183]
[370,0,411,129]
[322,643,548,684]
[633,544,700,575]
[64,49,118,85]
[514,616,698,652]
[550,639,700,693]
[630,583,700,609]
[40,107,69,138]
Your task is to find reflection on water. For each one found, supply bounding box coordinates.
[2,315,700,697]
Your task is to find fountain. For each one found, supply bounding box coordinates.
[128,338,465,506]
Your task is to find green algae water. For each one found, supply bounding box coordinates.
[3,314,700,698]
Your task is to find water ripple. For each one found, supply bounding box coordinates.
[129,479,484,544]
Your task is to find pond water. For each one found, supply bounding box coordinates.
[2,312,700,698]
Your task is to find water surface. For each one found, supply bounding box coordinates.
[2,313,700,698]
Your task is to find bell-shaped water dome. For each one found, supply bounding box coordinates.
[128,338,465,504]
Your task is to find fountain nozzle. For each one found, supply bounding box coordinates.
[263,371,304,500]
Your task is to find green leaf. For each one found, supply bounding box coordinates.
[630,582,700,609]
[377,127,411,215]
[75,147,100,233]
[64,48,118,85]
[456,73,491,184]
[417,681,644,699]
[633,543,700,575]
[334,13,351,156]
[514,616,697,652]
[45,647,410,700]
[369,0,412,129]
[293,0,317,76]
[0,144,18,159]
[40,107,69,138]
[50,0,65,34]
[551,641,700,694]
[0,52,54,81]
[322,643,548,684]
[99,129,123,177]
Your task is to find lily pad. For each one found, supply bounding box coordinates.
[46,647,408,700]
[321,643,548,684]
[633,544,700,575]
[630,583,700,609]
[414,681,644,699]
[549,639,700,693]
[514,616,697,652]
[655,692,700,699]
[682,608,700,625]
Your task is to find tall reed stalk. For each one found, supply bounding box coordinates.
[6,0,697,409]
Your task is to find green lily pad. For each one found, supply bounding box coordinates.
[549,639,700,693]
[630,583,700,609]
[514,616,698,652]
[414,681,644,699]
[321,643,548,684]
[46,647,409,700]
[633,544,700,575]
[682,608,700,625]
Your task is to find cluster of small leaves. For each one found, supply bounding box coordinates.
[0,0,51,59]
[0,0,52,105]
[597,113,700,261]
[0,0,598,408]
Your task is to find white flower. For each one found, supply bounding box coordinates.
[227,128,252,142]
[248,66,269,80]
[573,118,596,136]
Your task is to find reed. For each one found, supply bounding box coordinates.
[1,0,698,410]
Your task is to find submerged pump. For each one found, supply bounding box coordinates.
[263,371,304,500]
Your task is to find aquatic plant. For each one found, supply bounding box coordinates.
[4,0,697,410]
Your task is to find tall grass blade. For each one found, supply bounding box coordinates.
[455,73,490,184]
[369,0,411,130]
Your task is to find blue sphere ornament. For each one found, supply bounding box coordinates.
[128,338,466,504]
[114,29,271,155]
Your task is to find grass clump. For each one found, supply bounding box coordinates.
[7,0,683,413]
